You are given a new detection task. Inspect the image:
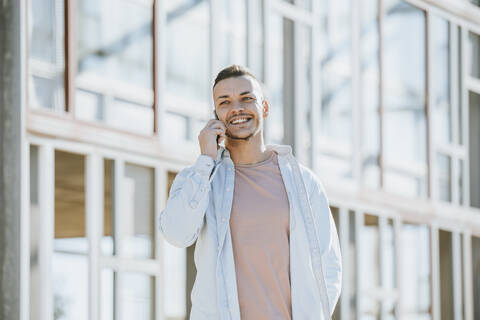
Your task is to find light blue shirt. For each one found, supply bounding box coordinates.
[159,144,342,319]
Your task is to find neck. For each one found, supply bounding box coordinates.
[224,132,271,165]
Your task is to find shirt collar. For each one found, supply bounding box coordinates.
[216,143,293,162]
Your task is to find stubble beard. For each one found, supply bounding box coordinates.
[225,118,261,141]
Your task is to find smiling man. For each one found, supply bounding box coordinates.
[159,65,341,320]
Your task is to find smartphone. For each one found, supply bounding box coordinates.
[213,110,220,144]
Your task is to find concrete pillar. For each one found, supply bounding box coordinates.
[0,0,24,319]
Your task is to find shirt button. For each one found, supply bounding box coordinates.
[226,187,230,192]
[221,217,226,222]
[227,167,232,171]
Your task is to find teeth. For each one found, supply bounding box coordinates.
[231,118,249,124]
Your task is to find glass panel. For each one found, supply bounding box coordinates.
[318,0,353,181]
[102,159,114,256]
[101,269,114,320]
[298,24,313,167]
[469,0,480,7]
[75,0,154,134]
[458,159,464,205]
[431,15,452,145]
[247,0,264,79]
[123,163,155,259]
[165,0,210,143]
[165,172,187,319]
[217,0,247,67]
[29,146,41,320]
[280,0,311,10]
[267,13,287,144]
[53,151,88,320]
[330,208,341,319]
[469,91,480,208]
[28,0,65,111]
[472,236,480,320]
[164,112,189,142]
[361,0,380,188]
[349,211,357,318]
[117,272,154,320]
[361,214,380,319]
[468,32,480,78]
[382,219,396,315]
[437,153,452,202]
[439,230,454,320]
[401,224,431,319]
[383,1,427,198]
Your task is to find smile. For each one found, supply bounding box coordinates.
[229,117,252,125]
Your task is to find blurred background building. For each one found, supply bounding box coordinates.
[1,0,480,319]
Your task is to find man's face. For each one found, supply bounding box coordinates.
[213,75,268,140]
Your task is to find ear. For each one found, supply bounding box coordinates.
[262,100,269,119]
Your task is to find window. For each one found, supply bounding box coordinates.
[53,151,88,319]
[468,32,480,78]
[317,0,353,181]
[469,91,480,208]
[75,0,154,135]
[401,223,431,319]
[28,0,65,112]
[472,236,480,320]
[361,0,381,189]
[383,1,427,198]
[165,0,210,143]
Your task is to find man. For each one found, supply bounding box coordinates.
[159,65,341,320]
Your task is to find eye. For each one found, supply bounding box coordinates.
[219,100,229,105]
[242,97,254,101]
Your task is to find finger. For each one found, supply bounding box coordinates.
[210,128,225,135]
[209,122,227,131]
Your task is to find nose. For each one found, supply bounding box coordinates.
[230,100,245,113]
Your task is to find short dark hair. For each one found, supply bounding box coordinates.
[213,64,259,90]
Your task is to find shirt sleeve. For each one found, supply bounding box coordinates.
[159,155,215,248]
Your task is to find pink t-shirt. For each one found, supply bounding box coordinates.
[229,151,292,319]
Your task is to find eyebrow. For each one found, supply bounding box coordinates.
[216,91,253,101]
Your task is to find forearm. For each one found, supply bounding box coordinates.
[159,155,215,248]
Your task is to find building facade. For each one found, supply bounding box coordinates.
[1,0,480,319]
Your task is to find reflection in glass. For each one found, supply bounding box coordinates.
[468,32,480,78]
[439,230,454,319]
[29,146,41,319]
[53,151,88,320]
[469,92,480,208]
[28,0,65,111]
[383,1,426,198]
[101,269,114,320]
[330,208,341,319]
[118,272,154,320]
[123,163,155,259]
[361,0,380,188]
[437,153,452,202]
[218,0,247,67]
[298,24,313,167]
[318,0,353,180]
[267,14,286,144]
[280,0,311,10]
[102,159,114,256]
[361,215,380,319]
[166,0,210,107]
[75,0,154,134]
[401,224,431,319]
[348,211,357,319]
[431,15,451,145]
[458,159,464,205]
[472,236,480,320]
[247,0,264,79]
